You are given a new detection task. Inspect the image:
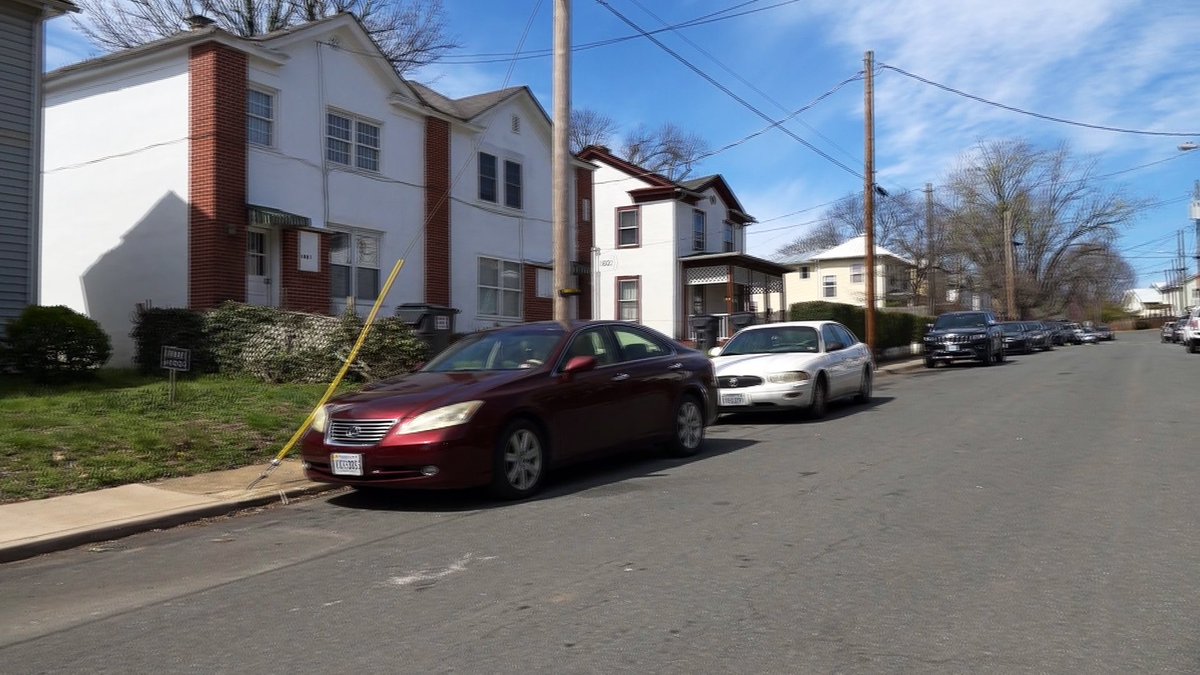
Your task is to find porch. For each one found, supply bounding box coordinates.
[680,253,790,342]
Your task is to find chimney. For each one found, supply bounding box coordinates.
[185,15,215,30]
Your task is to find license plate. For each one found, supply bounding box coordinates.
[330,452,363,476]
[720,392,749,406]
[946,344,958,352]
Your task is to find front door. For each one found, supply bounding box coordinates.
[246,228,272,306]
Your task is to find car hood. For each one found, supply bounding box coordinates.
[326,370,528,419]
[711,352,824,375]
[928,327,989,336]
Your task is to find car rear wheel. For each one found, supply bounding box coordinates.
[996,345,1006,363]
[923,356,935,368]
[854,366,873,403]
[490,419,545,500]
[666,395,705,457]
[809,376,829,418]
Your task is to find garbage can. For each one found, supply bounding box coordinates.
[395,303,461,356]
[729,311,756,333]
[689,314,720,353]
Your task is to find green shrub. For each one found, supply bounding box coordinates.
[787,301,919,350]
[130,307,213,375]
[4,305,112,381]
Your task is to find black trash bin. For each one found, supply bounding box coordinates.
[689,314,720,353]
[395,303,461,356]
[729,311,756,333]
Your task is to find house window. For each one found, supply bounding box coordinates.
[479,256,522,319]
[329,229,382,301]
[617,277,640,322]
[617,207,639,247]
[851,263,864,283]
[723,221,735,252]
[247,89,273,147]
[504,160,522,209]
[800,266,810,279]
[823,275,836,298]
[536,268,553,298]
[326,112,380,171]
[693,209,706,252]
[479,152,498,202]
[247,231,267,275]
[581,198,591,223]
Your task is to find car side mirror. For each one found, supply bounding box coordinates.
[563,355,597,375]
[827,341,845,352]
[707,347,722,357]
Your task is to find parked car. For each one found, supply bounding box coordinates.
[922,310,1005,367]
[1175,315,1189,344]
[998,321,1033,354]
[1077,328,1099,344]
[1044,320,1070,346]
[1182,307,1200,354]
[1022,321,1053,350]
[1064,323,1084,345]
[1094,324,1114,341]
[300,320,717,499]
[1161,321,1176,343]
[708,321,874,419]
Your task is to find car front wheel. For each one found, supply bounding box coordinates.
[666,395,705,457]
[809,376,829,418]
[490,419,546,500]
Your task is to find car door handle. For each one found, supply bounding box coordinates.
[611,373,630,381]
[667,362,683,370]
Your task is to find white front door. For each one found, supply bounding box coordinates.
[246,228,272,306]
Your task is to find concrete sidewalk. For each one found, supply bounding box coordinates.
[0,356,926,564]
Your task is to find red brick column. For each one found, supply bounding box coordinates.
[574,166,594,319]
[279,230,331,313]
[424,116,451,306]
[188,43,247,310]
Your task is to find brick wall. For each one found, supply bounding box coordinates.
[524,265,552,322]
[188,43,247,310]
[574,166,594,319]
[424,116,451,306]
[279,230,331,313]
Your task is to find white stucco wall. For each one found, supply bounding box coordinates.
[43,56,191,367]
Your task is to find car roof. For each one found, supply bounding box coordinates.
[736,321,836,331]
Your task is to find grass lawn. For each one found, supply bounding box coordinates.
[0,370,358,504]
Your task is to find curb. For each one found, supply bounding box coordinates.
[0,482,342,564]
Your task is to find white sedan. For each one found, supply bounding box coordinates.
[708,321,875,418]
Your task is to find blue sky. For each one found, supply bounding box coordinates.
[45,0,1200,288]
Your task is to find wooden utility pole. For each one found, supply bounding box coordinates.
[863,51,876,353]
[552,0,572,322]
[1003,207,1016,320]
[925,183,935,316]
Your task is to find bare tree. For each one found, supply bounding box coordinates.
[621,122,709,181]
[71,0,458,75]
[941,140,1142,318]
[569,108,618,154]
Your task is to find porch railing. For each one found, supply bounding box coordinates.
[686,310,786,342]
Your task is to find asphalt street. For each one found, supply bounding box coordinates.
[1,330,1197,674]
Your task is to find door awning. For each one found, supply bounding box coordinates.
[248,205,311,228]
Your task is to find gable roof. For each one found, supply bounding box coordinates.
[1125,288,1162,305]
[406,82,552,129]
[809,235,913,265]
[17,0,78,15]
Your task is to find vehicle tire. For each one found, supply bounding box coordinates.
[489,419,546,500]
[923,356,935,368]
[809,376,829,418]
[854,366,873,403]
[665,395,705,457]
[1190,340,1199,354]
[1024,342,1033,355]
[997,344,1006,363]
[979,344,993,366]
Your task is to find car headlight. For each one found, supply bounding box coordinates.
[766,370,810,384]
[971,334,989,342]
[311,404,331,433]
[397,400,484,435]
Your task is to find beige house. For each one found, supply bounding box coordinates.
[780,236,914,309]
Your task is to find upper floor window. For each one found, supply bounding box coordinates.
[851,263,864,284]
[479,152,498,202]
[330,228,381,302]
[823,275,836,298]
[326,112,380,172]
[479,256,522,319]
[723,221,735,252]
[617,207,639,248]
[478,153,522,209]
[247,89,273,147]
[800,266,811,279]
[504,160,522,209]
[692,210,706,252]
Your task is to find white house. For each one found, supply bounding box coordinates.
[42,14,593,365]
[782,235,914,309]
[577,145,788,342]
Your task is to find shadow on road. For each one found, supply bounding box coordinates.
[714,394,895,426]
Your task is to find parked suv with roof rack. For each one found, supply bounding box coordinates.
[922,310,1005,367]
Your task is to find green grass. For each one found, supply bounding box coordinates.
[0,370,358,503]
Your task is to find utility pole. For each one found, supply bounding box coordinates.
[863,50,876,353]
[1003,207,1016,320]
[552,0,572,322]
[925,183,935,316]
[1192,180,1200,309]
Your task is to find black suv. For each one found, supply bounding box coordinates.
[922,310,1005,367]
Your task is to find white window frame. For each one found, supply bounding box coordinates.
[479,256,523,319]
[800,266,810,279]
[851,263,864,284]
[478,152,498,203]
[247,88,274,147]
[692,209,706,252]
[617,277,640,322]
[723,221,735,252]
[504,159,523,209]
[617,206,639,248]
[823,274,837,298]
[326,110,381,172]
[329,227,383,303]
[536,267,553,299]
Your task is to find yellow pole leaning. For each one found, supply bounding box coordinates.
[246,258,406,489]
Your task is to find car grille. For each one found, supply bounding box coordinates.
[717,375,763,388]
[933,334,975,344]
[326,419,396,446]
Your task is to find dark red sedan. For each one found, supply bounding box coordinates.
[300,320,717,499]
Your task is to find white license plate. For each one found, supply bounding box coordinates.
[330,452,363,476]
[946,344,958,352]
[721,392,749,406]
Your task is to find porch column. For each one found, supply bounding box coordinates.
[726,264,734,316]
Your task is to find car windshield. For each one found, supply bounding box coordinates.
[422,328,565,372]
[934,314,988,330]
[999,323,1024,334]
[721,326,821,355]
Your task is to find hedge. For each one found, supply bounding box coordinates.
[787,301,921,350]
